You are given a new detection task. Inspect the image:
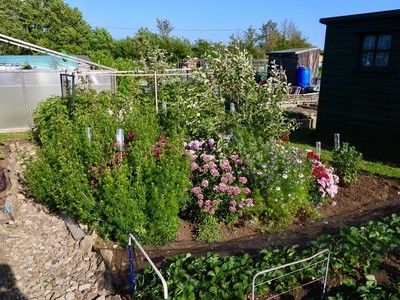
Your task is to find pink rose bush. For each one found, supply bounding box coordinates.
[185,138,254,223]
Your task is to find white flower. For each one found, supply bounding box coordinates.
[299,173,304,178]
[282,174,288,179]
[276,187,281,191]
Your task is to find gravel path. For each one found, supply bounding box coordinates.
[0,142,121,300]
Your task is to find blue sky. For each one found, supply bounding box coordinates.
[64,0,399,49]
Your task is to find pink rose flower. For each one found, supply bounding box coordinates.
[242,187,251,195]
[201,179,209,187]
[191,186,202,195]
[239,176,248,184]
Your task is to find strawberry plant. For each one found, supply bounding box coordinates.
[135,214,400,299]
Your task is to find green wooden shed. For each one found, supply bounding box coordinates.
[317,9,400,165]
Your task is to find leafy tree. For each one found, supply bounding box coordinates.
[191,39,221,59]
[258,19,313,52]
[156,18,174,37]
[243,26,265,58]
[259,20,281,52]
[0,0,93,55]
[228,26,264,59]
[112,28,160,59]
[88,27,115,54]
[158,36,192,63]
[279,19,313,49]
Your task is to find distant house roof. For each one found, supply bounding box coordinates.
[0,55,79,70]
[320,9,400,24]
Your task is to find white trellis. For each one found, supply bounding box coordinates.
[251,249,330,300]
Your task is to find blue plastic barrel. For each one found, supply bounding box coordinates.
[297,67,311,88]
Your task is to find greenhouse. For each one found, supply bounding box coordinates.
[0,34,114,132]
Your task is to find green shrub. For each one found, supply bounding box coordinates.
[196,215,223,243]
[332,143,363,186]
[227,127,317,226]
[25,90,191,246]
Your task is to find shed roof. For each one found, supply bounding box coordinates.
[267,47,320,57]
[267,48,320,58]
[320,9,400,25]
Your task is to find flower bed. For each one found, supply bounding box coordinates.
[24,46,341,246]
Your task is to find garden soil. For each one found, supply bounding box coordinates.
[1,140,400,299]
[107,156,400,297]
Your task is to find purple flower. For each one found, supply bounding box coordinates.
[152,147,161,159]
[127,132,137,140]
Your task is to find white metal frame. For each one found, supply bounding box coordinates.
[128,233,168,300]
[251,249,330,300]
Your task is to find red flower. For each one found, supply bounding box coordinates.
[127,132,137,140]
[307,151,320,161]
[282,134,289,141]
[312,165,329,179]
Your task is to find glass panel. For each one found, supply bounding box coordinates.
[0,73,29,129]
[375,52,390,67]
[363,35,376,50]
[361,52,374,66]
[377,35,391,50]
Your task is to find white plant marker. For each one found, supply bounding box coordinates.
[334,133,340,150]
[86,127,92,145]
[116,128,124,151]
[316,141,321,157]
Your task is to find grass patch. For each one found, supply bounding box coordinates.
[289,128,400,179]
[0,131,31,160]
[0,131,30,144]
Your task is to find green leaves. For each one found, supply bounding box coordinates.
[137,214,400,299]
[0,0,92,55]
[332,142,363,186]
[25,91,191,246]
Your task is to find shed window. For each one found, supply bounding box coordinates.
[360,34,391,67]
